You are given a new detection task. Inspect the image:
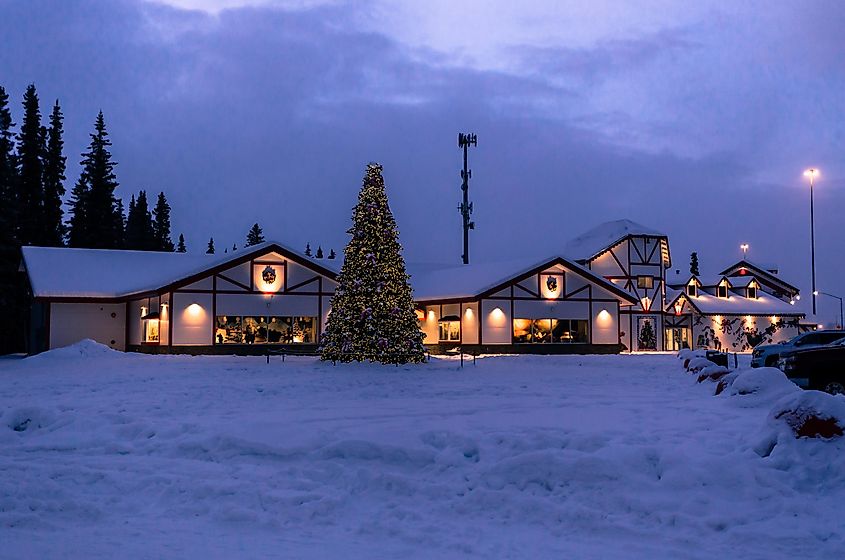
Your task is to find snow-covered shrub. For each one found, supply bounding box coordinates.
[768,391,845,439]
[726,368,799,406]
[714,371,740,395]
[696,364,729,383]
[686,357,714,373]
[28,339,118,361]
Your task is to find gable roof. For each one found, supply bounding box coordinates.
[21,241,340,300]
[409,255,639,304]
[719,259,799,294]
[564,219,668,263]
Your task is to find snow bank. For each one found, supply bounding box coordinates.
[27,339,120,361]
[686,356,715,373]
[767,391,845,439]
[696,364,729,383]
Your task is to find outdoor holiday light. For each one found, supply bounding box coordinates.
[740,243,749,257]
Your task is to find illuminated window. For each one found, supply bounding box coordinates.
[438,315,461,342]
[637,276,653,289]
[215,316,315,344]
[141,310,160,344]
[513,318,588,343]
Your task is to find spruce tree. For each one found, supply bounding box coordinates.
[0,86,16,247]
[690,252,700,276]
[176,233,186,252]
[152,192,174,251]
[316,245,323,258]
[206,237,215,254]
[77,111,121,248]
[304,243,312,256]
[126,190,154,250]
[328,249,336,259]
[42,100,66,246]
[66,177,89,247]
[113,198,125,248]
[16,84,44,245]
[246,223,264,246]
[320,163,425,364]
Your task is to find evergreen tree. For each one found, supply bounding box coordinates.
[0,86,16,247]
[320,163,425,364]
[176,233,186,252]
[113,198,125,248]
[690,252,700,276]
[42,100,65,246]
[152,191,174,251]
[206,237,215,254]
[304,242,312,256]
[16,84,44,245]
[66,177,89,247]
[125,190,154,250]
[0,85,24,354]
[246,223,264,246]
[328,249,336,259]
[76,111,122,248]
[232,243,237,251]
[315,245,323,258]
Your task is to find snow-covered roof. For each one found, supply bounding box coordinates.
[564,219,666,261]
[667,290,803,316]
[720,259,798,293]
[408,256,637,304]
[696,275,731,287]
[22,241,340,299]
[728,275,758,288]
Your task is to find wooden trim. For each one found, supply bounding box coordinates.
[514,282,539,298]
[564,284,589,299]
[608,247,626,275]
[45,301,51,351]
[630,237,646,263]
[124,301,130,350]
[211,276,217,345]
[317,277,323,343]
[217,272,251,292]
[285,276,319,293]
[168,292,174,348]
[646,237,661,264]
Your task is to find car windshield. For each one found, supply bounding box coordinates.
[784,334,803,345]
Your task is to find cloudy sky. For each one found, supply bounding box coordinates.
[1,0,843,319]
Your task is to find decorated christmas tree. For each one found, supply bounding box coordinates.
[320,163,426,364]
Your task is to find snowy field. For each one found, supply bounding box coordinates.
[1,344,844,559]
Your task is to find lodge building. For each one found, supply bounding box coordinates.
[21,220,806,355]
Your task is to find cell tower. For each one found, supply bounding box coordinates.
[458,132,477,264]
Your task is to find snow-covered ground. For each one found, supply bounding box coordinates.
[1,343,843,559]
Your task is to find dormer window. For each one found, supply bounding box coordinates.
[686,283,697,297]
[747,286,757,299]
[717,284,728,298]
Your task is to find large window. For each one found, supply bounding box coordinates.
[438,317,461,341]
[513,318,588,343]
[637,276,654,289]
[215,315,316,344]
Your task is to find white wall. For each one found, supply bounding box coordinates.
[480,300,511,344]
[691,315,799,352]
[215,293,319,317]
[50,302,126,351]
[461,302,479,344]
[172,293,213,345]
[592,305,619,344]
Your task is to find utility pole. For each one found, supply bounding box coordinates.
[805,168,818,316]
[458,132,477,265]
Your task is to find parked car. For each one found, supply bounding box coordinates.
[778,338,845,394]
[750,330,845,368]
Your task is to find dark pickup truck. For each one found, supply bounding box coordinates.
[778,338,845,395]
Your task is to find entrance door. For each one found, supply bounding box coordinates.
[665,327,688,352]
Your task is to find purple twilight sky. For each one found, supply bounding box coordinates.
[1,0,844,321]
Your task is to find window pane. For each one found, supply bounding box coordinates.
[145,319,160,343]
[513,319,532,343]
[572,320,588,343]
[533,319,551,343]
[551,319,569,342]
[243,316,267,344]
[267,317,291,343]
[215,316,243,344]
[292,317,315,343]
[449,321,461,341]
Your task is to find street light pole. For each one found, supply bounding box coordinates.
[805,169,818,316]
[820,292,844,330]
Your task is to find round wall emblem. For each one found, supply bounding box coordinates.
[546,276,558,293]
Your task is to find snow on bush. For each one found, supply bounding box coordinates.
[714,371,739,395]
[686,356,714,373]
[767,391,845,439]
[726,367,799,406]
[696,364,729,384]
[677,349,706,370]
